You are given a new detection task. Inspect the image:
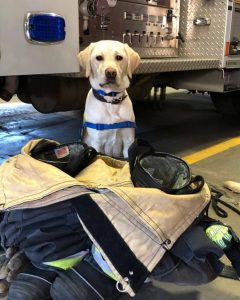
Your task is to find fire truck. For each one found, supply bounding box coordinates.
[1,0,240,115]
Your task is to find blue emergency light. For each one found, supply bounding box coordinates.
[24,13,65,44]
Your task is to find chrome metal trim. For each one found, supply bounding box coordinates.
[24,12,65,45]
[193,17,211,26]
[116,277,129,293]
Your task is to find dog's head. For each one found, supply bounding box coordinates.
[77,40,140,92]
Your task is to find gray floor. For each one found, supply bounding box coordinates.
[0,90,240,299]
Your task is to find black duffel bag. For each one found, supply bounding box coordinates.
[128,139,204,195]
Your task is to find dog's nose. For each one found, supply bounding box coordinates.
[105,68,117,80]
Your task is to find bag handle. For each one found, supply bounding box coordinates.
[175,175,205,195]
[128,139,154,172]
[211,188,240,218]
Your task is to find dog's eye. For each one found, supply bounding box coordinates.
[96,55,104,61]
[116,55,123,61]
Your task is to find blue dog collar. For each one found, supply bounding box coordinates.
[95,89,122,97]
[92,88,127,105]
[83,121,136,131]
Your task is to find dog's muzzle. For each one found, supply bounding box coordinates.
[105,68,117,83]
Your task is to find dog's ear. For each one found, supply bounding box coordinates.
[124,44,140,79]
[77,43,96,78]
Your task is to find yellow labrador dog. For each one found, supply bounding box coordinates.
[78,40,140,158]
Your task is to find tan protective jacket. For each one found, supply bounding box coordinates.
[0,140,211,296]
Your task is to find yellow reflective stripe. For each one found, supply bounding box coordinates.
[44,256,84,270]
[104,270,117,281]
[183,137,240,165]
[94,246,117,281]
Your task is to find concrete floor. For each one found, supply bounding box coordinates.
[0,90,240,299]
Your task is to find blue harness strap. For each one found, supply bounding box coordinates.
[83,121,136,131]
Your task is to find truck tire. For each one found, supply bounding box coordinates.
[18,76,89,113]
[127,74,155,102]
[210,92,240,116]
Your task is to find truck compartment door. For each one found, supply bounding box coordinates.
[0,0,79,76]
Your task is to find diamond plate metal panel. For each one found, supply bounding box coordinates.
[134,47,178,58]
[179,0,228,65]
[136,58,220,73]
[62,58,219,77]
